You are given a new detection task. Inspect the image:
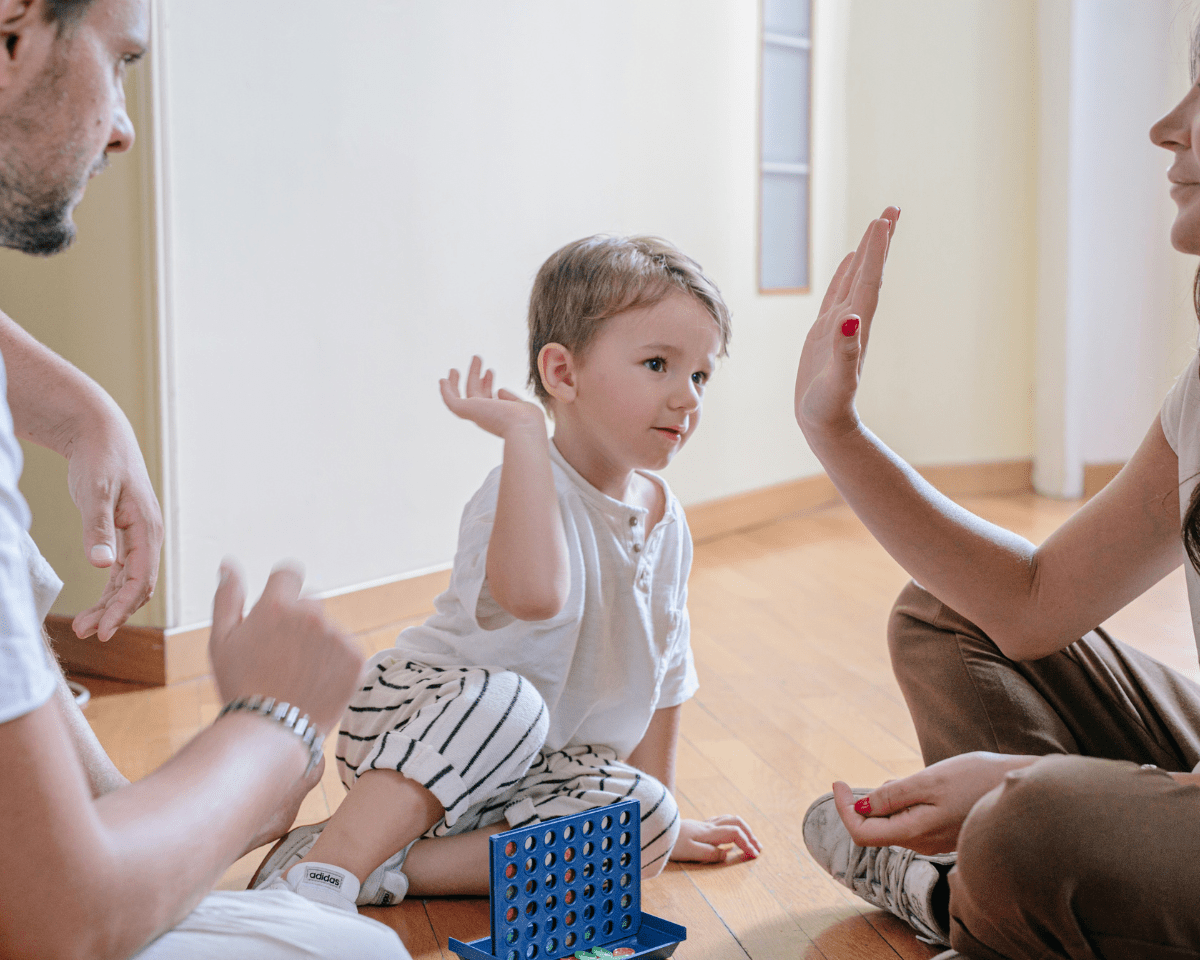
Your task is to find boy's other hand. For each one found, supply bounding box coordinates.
[672,815,762,863]
[440,355,546,439]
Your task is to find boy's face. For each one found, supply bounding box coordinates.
[567,290,721,473]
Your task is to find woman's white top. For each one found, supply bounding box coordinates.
[1160,351,1200,664]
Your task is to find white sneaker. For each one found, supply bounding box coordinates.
[357,840,415,906]
[250,822,323,890]
[266,861,361,914]
[803,789,954,947]
[250,823,414,907]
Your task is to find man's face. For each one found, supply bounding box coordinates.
[0,0,147,255]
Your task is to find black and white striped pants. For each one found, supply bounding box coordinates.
[337,659,680,877]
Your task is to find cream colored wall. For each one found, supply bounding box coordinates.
[153,0,1099,627]
[4,1,1187,628]
[843,0,1040,465]
[0,67,161,624]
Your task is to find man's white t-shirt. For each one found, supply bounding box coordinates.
[0,354,57,725]
[381,443,699,760]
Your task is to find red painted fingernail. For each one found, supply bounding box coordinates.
[841,317,860,338]
[854,796,872,815]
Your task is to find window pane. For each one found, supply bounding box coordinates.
[760,173,809,289]
[761,44,809,165]
[763,0,810,38]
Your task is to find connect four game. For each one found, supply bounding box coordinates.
[448,798,686,960]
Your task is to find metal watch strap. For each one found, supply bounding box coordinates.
[218,694,323,775]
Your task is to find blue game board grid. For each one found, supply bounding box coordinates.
[447,798,685,960]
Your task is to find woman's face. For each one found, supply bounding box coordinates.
[1151,83,1200,254]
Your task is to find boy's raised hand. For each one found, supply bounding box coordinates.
[440,355,545,439]
[794,206,900,443]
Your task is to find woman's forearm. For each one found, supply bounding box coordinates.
[807,422,1041,642]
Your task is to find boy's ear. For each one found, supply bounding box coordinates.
[538,343,577,403]
[0,1,50,92]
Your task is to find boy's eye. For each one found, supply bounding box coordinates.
[692,371,709,385]
[644,358,665,372]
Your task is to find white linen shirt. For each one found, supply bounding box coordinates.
[383,442,699,759]
[0,353,56,725]
[1161,351,1200,664]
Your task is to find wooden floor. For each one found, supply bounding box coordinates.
[81,493,1198,960]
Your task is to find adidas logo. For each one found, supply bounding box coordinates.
[305,869,342,888]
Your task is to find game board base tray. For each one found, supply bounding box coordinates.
[449,911,687,960]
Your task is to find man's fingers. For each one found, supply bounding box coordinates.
[260,563,305,607]
[210,561,247,643]
[78,483,118,569]
[95,575,152,642]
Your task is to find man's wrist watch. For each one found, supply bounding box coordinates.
[218,694,324,775]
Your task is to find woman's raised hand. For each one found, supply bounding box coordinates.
[794,207,900,442]
[440,355,545,440]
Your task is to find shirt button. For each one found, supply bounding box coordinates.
[632,543,641,553]
[629,516,638,527]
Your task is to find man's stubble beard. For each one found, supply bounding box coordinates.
[0,40,96,257]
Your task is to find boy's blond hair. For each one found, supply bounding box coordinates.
[527,235,732,405]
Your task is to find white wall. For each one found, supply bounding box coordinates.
[135,0,1196,627]
[1035,0,1197,497]
[843,0,1040,466]
[155,0,846,627]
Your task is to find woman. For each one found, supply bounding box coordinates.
[794,64,1200,960]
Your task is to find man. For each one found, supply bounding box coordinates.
[0,0,407,956]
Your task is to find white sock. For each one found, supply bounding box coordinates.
[274,861,361,914]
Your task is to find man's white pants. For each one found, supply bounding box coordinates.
[131,889,409,960]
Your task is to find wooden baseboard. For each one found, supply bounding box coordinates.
[46,615,166,686]
[685,474,841,544]
[162,567,453,685]
[685,459,1034,543]
[1084,462,1124,499]
[53,459,1051,687]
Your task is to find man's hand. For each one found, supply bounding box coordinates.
[831,752,1039,856]
[440,356,546,440]
[209,562,363,737]
[671,815,761,863]
[66,420,163,641]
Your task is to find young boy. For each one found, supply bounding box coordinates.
[252,235,761,912]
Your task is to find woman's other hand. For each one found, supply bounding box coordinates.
[831,751,1038,856]
[794,206,899,442]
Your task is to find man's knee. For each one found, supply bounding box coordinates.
[628,774,679,879]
